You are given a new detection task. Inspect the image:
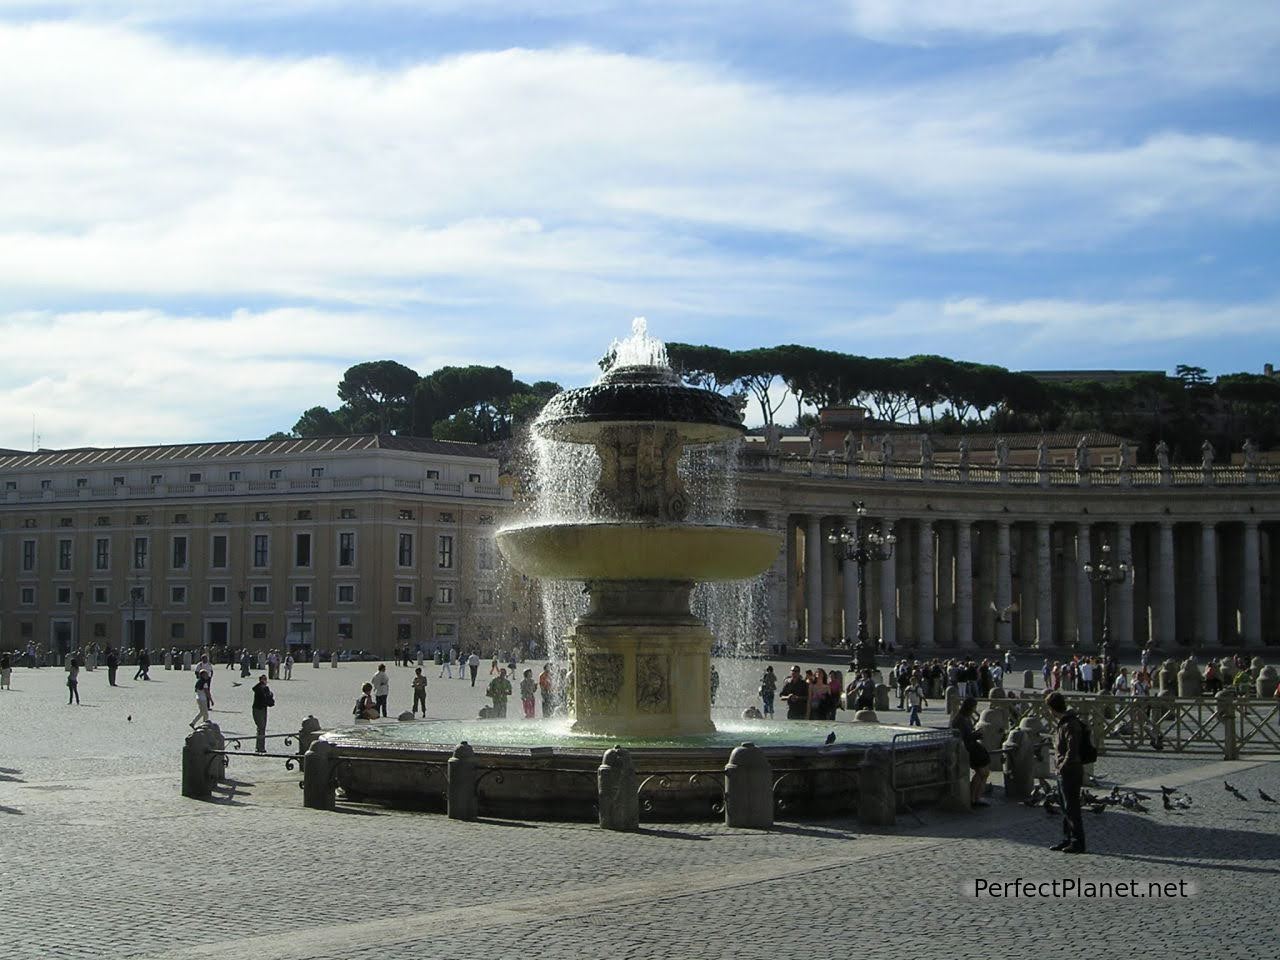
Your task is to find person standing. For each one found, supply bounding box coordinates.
[411,668,428,717]
[67,657,81,705]
[1046,690,1087,853]
[189,670,213,728]
[904,674,927,726]
[468,651,480,687]
[133,648,151,681]
[283,653,294,681]
[950,696,990,807]
[759,666,776,718]
[538,663,554,718]
[105,646,119,687]
[439,648,453,679]
[486,668,512,719]
[371,664,390,717]
[240,648,251,679]
[520,669,537,719]
[251,674,274,753]
[778,666,808,720]
[0,651,10,690]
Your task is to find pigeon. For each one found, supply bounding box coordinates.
[824,731,836,745]
[232,682,243,688]
[1160,785,1175,797]
[1173,796,1193,810]
[1260,789,1277,804]
[989,601,1019,623]
[1225,782,1248,801]
[1091,803,1107,815]
[1162,793,1173,811]
[126,715,132,722]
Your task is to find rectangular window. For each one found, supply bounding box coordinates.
[427,470,440,480]
[95,516,110,527]
[295,533,312,568]
[23,518,36,528]
[21,539,36,571]
[253,534,269,568]
[254,511,270,522]
[171,585,187,604]
[468,473,481,483]
[251,585,269,604]
[133,537,149,570]
[113,476,125,486]
[40,479,51,489]
[434,622,456,638]
[134,514,150,526]
[337,623,353,640]
[188,472,202,483]
[173,513,189,524]
[150,474,163,484]
[437,585,454,604]
[229,470,241,482]
[337,584,355,604]
[439,511,454,523]
[57,538,73,572]
[95,537,110,570]
[56,586,71,604]
[479,588,495,606]
[311,467,324,478]
[437,535,454,569]
[4,480,16,490]
[59,517,74,527]
[399,509,414,521]
[338,532,355,567]
[171,622,185,640]
[397,584,413,604]
[76,478,87,488]
[210,585,228,604]
[297,510,312,521]
[171,536,188,570]
[93,623,106,638]
[398,533,414,567]
[211,535,228,569]
[294,584,311,604]
[93,586,108,604]
[477,538,496,571]
[252,623,267,640]
[20,587,36,605]
[269,469,282,480]
[212,512,228,523]
[340,508,356,519]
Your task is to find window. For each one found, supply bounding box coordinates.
[171,585,187,604]
[4,480,15,490]
[56,586,72,604]
[337,622,353,640]
[269,469,282,480]
[59,517,73,527]
[171,536,188,570]
[93,623,106,638]
[477,538,496,571]
[294,584,311,604]
[21,539,36,571]
[251,585,269,604]
[76,478,87,488]
[438,511,454,523]
[468,473,481,483]
[397,584,413,604]
[229,470,241,482]
[437,585,454,604]
[95,538,110,570]
[434,622,456,638]
[40,479,51,489]
[212,512,228,524]
[253,535,269,567]
[398,533,414,567]
[134,514,150,526]
[173,513,189,524]
[337,584,355,604]
[478,514,495,525]
[479,588,495,606]
[399,509,414,521]
[20,587,36,605]
[188,472,202,483]
[311,467,324,478]
[340,508,356,519]
[210,585,228,604]
[211,535,228,569]
[254,511,269,521]
[252,623,267,640]
[437,535,454,569]
[150,474,163,484]
[93,586,108,604]
[295,533,312,568]
[57,538,73,571]
[427,469,440,480]
[23,518,37,528]
[297,510,312,521]
[95,516,110,527]
[133,537,149,569]
[20,621,33,637]
[338,532,356,567]
[171,622,185,640]
[113,476,125,486]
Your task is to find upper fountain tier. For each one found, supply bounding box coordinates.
[534,319,744,447]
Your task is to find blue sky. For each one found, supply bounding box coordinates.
[1,1,1277,447]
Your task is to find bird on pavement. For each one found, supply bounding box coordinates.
[126,715,132,722]
[1162,793,1174,811]
[824,731,836,745]
[1225,782,1248,801]
[1091,803,1107,815]
[1260,789,1277,803]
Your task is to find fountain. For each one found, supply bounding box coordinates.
[300,321,959,821]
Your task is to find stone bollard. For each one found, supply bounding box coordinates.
[944,684,960,718]
[302,738,337,810]
[181,722,225,800]
[446,742,478,821]
[976,707,1007,759]
[856,746,895,826]
[1252,655,1266,678]
[312,652,320,669]
[943,735,971,812]
[331,651,338,668]
[1002,725,1036,800]
[1217,691,1239,760]
[1023,669,1036,690]
[1178,665,1203,699]
[1018,716,1052,782]
[724,742,773,829]
[853,709,878,723]
[597,748,639,831]
[1257,665,1278,699]
[164,651,173,671]
[874,683,890,713]
[297,715,323,757]
[182,651,192,672]
[1158,660,1179,695]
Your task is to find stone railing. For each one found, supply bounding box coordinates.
[741,452,1280,489]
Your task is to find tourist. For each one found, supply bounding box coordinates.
[1041,658,1051,689]
[251,674,274,753]
[105,646,119,687]
[851,671,875,712]
[827,670,843,720]
[134,648,151,681]
[240,648,251,679]
[1113,667,1131,695]
[283,653,294,681]
[538,663,554,718]
[452,647,463,679]
[411,667,428,717]
[440,649,454,679]
[189,670,213,728]
[67,656,81,705]
[354,682,379,721]
[1079,658,1095,693]
[520,669,537,719]
[0,650,10,690]
[950,696,989,807]
[905,673,927,726]
[371,664,390,717]
[779,666,808,720]
[486,668,512,719]
[468,651,481,687]
[1045,690,1087,853]
[759,666,776,718]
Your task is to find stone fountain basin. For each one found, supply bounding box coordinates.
[496,522,781,581]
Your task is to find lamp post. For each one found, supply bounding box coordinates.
[1083,541,1129,665]
[827,501,897,671]
[237,589,246,661]
[75,590,84,662]
[129,585,143,653]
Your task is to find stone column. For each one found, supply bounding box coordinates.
[956,519,975,648]
[805,515,824,649]
[917,519,935,649]
[766,512,790,652]
[1036,520,1053,649]
[880,516,898,651]
[1200,522,1218,648]
[1243,520,1262,647]
[1156,520,1176,647]
[1076,523,1093,649]
[842,515,860,642]
[995,519,1013,649]
[1115,521,1134,651]
[936,521,955,644]
[820,518,839,645]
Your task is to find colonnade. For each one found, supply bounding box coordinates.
[772,512,1279,653]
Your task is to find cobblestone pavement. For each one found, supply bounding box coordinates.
[2,662,1278,960]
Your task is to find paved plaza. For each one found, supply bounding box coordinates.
[2,658,1279,960]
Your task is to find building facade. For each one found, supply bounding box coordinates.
[0,436,527,658]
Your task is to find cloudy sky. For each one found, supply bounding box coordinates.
[1,1,1278,448]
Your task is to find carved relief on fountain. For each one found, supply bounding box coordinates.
[592,425,688,521]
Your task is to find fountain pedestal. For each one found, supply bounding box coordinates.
[569,580,715,737]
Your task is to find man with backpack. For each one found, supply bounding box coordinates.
[1046,691,1095,854]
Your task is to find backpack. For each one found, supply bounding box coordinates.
[1078,718,1098,765]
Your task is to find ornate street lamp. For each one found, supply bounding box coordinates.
[1083,541,1129,664]
[827,501,897,670]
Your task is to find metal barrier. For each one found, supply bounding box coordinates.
[890,729,958,821]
